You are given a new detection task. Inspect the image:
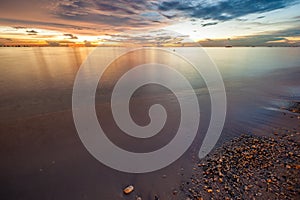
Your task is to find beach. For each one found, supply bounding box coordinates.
[0,47,300,200]
[181,102,300,199]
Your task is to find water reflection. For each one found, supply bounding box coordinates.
[0,47,299,120]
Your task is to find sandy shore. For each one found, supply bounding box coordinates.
[181,102,300,200]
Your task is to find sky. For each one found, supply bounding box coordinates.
[0,0,300,46]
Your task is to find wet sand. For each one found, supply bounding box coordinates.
[0,47,300,200]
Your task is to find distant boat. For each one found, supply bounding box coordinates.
[225,45,232,48]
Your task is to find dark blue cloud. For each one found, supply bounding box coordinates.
[201,22,218,27]
[158,0,300,21]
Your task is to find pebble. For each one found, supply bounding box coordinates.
[181,128,300,199]
[172,190,178,195]
[123,185,134,194]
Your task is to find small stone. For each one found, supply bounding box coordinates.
[172,190,178,195]
[207,189,213,193]
[123,185,134,194]
[288,186,294,191]
[256,192,262,196]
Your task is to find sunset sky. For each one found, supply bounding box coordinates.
[0,0,300,46]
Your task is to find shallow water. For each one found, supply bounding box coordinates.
[0,47,299,199]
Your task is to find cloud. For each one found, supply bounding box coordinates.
[198,27,300,46]
[161,13,178,19]
[0,18,100,36]
[0,38,12,41]
[26,30,38,35]
[53,0,156,26]
[92,0,138,15]
[103,30,191,45]
[14,26,27,29]
[38,0,170,35]
[158,0,299,21]
[55,0,91,17]
[201,22,218,27]
[0,0,166,36]
[63,33,78,39]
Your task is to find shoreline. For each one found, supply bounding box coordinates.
[181,102,300,200]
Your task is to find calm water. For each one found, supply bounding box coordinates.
[0,47,299,199]
[0,47,299,120]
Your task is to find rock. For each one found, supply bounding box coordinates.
[123,185,134,194]
[172,190,178,195]
[182,132,300,199]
